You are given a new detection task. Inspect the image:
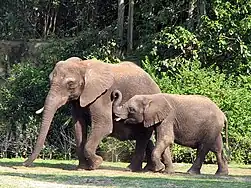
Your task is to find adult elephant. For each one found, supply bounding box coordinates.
[23,57,161,171]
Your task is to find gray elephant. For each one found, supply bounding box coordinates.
[23,57,161,171]
[112,90,229,175]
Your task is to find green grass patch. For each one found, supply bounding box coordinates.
[0,158,250,188]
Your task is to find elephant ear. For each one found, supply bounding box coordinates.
[143,95,172,128]
[80,61,114,107]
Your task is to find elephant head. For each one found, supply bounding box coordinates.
[112,91,172,127]
[24,57,114,166]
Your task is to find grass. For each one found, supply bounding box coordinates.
[0,158,251,188]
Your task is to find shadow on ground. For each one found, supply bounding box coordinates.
[0,160,76,170]
[0,170,251,188]
[0,160,127,171]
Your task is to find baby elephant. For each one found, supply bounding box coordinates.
[112,90,228,175]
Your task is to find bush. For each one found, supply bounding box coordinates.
[99,138,135,163]
[198,1,251,75]
[136,26,200,77]
[36,27,121,66]
[0,62,75,159]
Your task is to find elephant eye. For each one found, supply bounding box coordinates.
[67,81,77,89]
[128,107,136,113]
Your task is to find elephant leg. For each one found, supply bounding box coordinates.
[151,142,167,172]
[152,122,174,172]
[84,98,113,170]
[130,130,153,172]
[74,120,88,169]
[162,146,174,174]
[143,139,155,171]
[187,144,209,174]
[71,101,89,170]
[210,134,228,175]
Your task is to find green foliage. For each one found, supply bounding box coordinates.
[137,0,251,76]
[36,27,121,66]
[134,0,193,43]
[198,0,251,75]
[0,63,74,159]
[0,0,118,39]
[137,26,201,78]
[99,138,135,162]
[154,26,199,74]
[0,63,46,158]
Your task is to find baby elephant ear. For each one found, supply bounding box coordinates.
[143,95,172,128]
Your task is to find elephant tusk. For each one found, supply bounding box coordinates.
[36,107,44,114]
[115,117,122,121]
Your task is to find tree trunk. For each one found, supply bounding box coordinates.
[47,11,54,36]
[187,0,196,30]
[118,0,125,47]
[127,0,134,52]
[197,0,206,26]
[115,154,118,162]
[52,9,58,34]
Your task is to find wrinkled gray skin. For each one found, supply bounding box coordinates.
[113,90,229,175]
[23,57,161,171]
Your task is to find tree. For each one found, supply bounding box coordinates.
[127,0,134,52]
[118,0,125,48]
[187,0,196,30]
[197,0,206,26]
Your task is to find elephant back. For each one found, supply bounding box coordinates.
[110,61,161,103]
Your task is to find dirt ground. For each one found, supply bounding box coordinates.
[0,160,251,188]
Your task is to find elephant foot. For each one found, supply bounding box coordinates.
[76,163,89,170]
[215,169,229,176]
[125,164,132,171]
[187,168,201,175]
[143,163,154,172]
[164,166,174,174]
[88,155,103,170]
[153,162,165,172]
[84,155,103,170]
[23,160,34,167]
[127,163,142,172]
[76,168,85,171]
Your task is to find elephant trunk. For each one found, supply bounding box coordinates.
[112,90,128,120]
[23,92,67,166]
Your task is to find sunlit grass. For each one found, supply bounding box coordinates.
[0,158,250,188]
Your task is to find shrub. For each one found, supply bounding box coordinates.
[99,138,135,163]
[136,26,200,77]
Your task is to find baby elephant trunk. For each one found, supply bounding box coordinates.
[112,89,128,120]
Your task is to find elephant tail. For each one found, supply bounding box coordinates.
[223,113,230,160]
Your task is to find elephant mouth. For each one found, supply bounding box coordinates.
[113,115,138,125]
[124,118,138,124]
[114,113,128,121]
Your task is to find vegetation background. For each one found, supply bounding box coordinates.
[0,0,250,164]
